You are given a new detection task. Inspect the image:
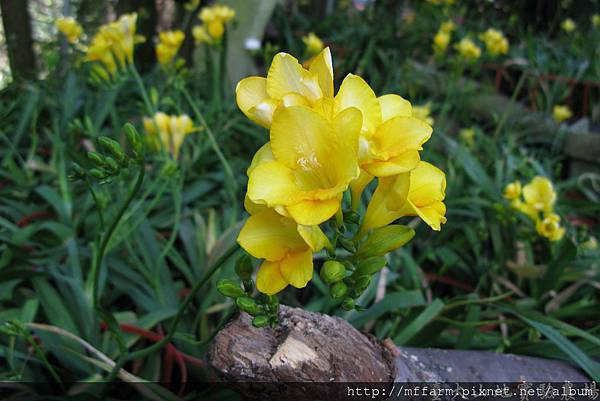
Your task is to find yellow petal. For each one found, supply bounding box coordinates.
[362,150,421,176]
[247,142,274,176]
[247,161,300,206]
[410,200,447,231]
[256,260,288,295]
[334,106,363,156]
[523,176,556,212]
[279,249,313,289]
[378,94,412,122]
[350,169,374,210]
[372,116,432,157]
[237,208,307,261]
[266,52,322,102]
[408,161,446,207]
[308,47,334,98]
[360,173,410,233]
[286,197,341,226]
[334,74,381,134]
[297,224,330,252]
[248,98,279,128]
[244,195,268,215]
[236,77,270,125]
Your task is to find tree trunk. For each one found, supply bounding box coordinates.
[0,0,36,80]
[207,306,588,400]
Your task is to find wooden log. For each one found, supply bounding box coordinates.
[207,306,588,399]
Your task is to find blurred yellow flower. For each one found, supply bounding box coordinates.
[440,20,456,33]
[426,0,456,5]
[86,13,145,78]
[156,30,185,65]
[412,102,434,126]
[184,0,201,11]
[302,32,324,56]
[237,208,329,295]
[143,112,197,158]
[433,30,451,53]
[361,161,447,233]
[455,37,481,60]
[553,105,572,123]
[523,176,556,213]
[503,181,521,200]
[592,14,600,27]
[56,17,83,44]
[536,213,565,242]
[196,4,235,43]
[561,18,576,32]
[582,236,598,250]
[192,26,211,44]
[510,199,538,221]
[459,127,475,146]
[480,28,509,56]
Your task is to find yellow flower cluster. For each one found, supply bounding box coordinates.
[504,176,565,242]
[553,105,572,124]
[433,20,455,53]
[193,4,235,44]
[479,28,509,56]
[235,48,447,295]
[85,13,145,80]
[302,33,324,56]
[143,112,197,158]
[156,30,185,65]
[454,37,481,61]
[459,127,475,147]
[56,17,83,44]
[561,18,576,33]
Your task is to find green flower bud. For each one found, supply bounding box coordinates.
[342,298,355,310]
[124,123,143,159]
[89,168,106,179]
[104,156,120,173]
[339,237,356,252]
[320,260,346,284]
[235,255,254,281]
[87,151,105,167]
[236,296,261,315]
[356,256,386,276]
[344,210,360,225]
[69,163,86,181]
[98,137,125,162]
[330,281,348,299]
[216,279,245,298]
[353,275,371,293]
[252,315,270,328]
[355,225,415,258]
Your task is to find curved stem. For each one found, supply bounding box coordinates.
[92,165,145,310]
[100,242,240,398]
[129,64,155,116]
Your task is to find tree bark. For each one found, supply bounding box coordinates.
[0,0,36,80]
[207,306,587,400]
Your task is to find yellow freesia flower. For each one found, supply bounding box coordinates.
[195,4,235,43]
[553,105,572,123]
[479,28,509,56]
[503,181,521,200]
[592,14,600,27]
[245,105,361,225]
[56,17,83,44]
[143,112,197,158]
[440,20,456,33]
[433,30,451,53]
[156,30,185,65]
[412,102,435,126]
[455,37,481,61]
[86,13,145,78]
[536,213,565,242]
[510,199,538,221]
[236,48,333,128]
[192,26,210,44]
[237,208,329,295]
[459,127,475,147]
[302,32,324,56]
[561,18,576,32]
[361,161,447,234]
[522,176,556,213]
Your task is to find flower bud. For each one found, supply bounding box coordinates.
[252,315,270,328]
[330,281,348,299]
[235,255,253,281]
[69,163,86,181]
[98,137,125,162]
[87,151,105,167]
[353,275,371,293]
[320,260,346,284]
[339,237,356,252]
[342,298,355,310]
[355,225,415,258]
[104,156,120,173]
[89,168,106,179]
[355,256,386,276]
[123,123,143,159]
[216,279,245,298]
[236,296,261,315]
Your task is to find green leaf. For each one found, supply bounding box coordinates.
[350,290,425,327]
[540,240,577,296]
[394,299,445,345]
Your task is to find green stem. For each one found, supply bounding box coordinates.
[493,70,528,140]
[129,64,155,116]
[100,243,240,399]
[182,87,239,223]
[85,177,105,230]
[92,165,145,310]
